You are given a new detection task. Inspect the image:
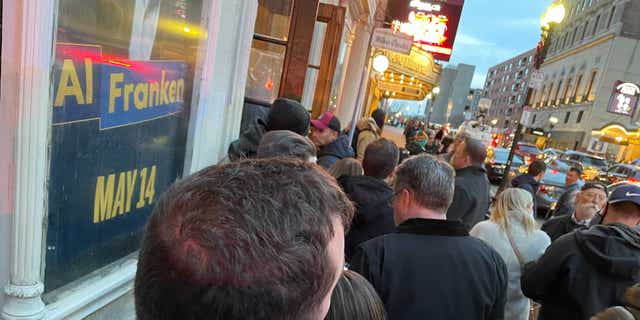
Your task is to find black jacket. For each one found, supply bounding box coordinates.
[511,174,541,213]
[338,175,395,263]
[227,119,266,161]
[447,166,491,230]
[521,224,640,320]
[317,135,355,169]
[351,218,508,320]
[541,214,586,242]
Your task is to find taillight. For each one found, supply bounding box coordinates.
[539,185,547,193]
[629,178,638,183]
[551,169,558,175]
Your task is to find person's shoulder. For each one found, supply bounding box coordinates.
[542,214,570,227]
[470,220,500,236]
[532,230,552,247]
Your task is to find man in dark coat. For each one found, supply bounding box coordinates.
[512,159,547,213]
[447,136,491,230]
[553,166,583,217]
[522,184,640,320]
[542,182,607,241]
[228,98,310,161]
[339,138,399,263]
[310,112,354,169]
[351,155,508,320]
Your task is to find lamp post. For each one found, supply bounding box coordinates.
[426,86,440,127]
[498,1,565,192]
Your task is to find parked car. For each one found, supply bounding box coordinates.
[542,148,564,160]
[597,163,640,184]
[559,151,608,180]
[517,158,585,217]
[485,148,525,184]
[515,142,543,165]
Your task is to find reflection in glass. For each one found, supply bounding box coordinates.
[255,0,293,40]
[245,39,286,103]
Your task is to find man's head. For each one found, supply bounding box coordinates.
[371,108,386,131]
[135,158,354,320]
[392,155,455,225]
[450,136,487,170]
[574,182,608,222]
[363,138,399,179]
[566,167,583,186]
[603,183,640,227]
[310,112,341,147]
[266,98,311,136]
[257,130,317,163]
[528,160,547,182]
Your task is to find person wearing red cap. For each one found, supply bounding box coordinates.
[310,112,354,169]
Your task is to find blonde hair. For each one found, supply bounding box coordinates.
[491,188,537,235]
[328,158,364,179]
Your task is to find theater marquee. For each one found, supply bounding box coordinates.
[386,0,464,61]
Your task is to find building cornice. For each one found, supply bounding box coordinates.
[542,33,615,66]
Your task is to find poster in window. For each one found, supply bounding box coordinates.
[45,0,204,293]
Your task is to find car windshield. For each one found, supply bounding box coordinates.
[519,144,540,154]
[494,149,524,165]
[582,156,608,168]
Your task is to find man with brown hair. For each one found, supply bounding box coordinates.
[135,158,354,320]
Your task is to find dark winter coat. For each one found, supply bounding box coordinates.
[447,166,491,231]
[227,119,267,161]
[541,214,587,242]
[351,218,508,320]
[511,174,541,213]
[553,183,580,217]
[338,175,395,263]
[521,224,640,320]
[317,135,355,169]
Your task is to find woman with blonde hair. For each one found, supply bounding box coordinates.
[471,188,551,320]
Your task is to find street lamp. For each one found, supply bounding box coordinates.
[491,118,499,126]
[498,1,565,191]
[425,87,440,126]
[433,86,441,95]
[549,116,559,126]
[372,54,389,73]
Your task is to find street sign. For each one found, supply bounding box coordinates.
[371,28,414,55]
[529,71,544,89]
[520,107,533,127]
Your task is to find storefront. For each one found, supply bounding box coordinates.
[0,0,260,319]
[0,1,383,319]
[592,123,640,163]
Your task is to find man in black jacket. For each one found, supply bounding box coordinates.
[351,155,508,320]
[228,98,310,161]
[512,159,547,213]
[542,182,607,241]
[339,138,399,263]
[447,136,491,230]
[522,183,640,320]
[553,166,583,217]
[310,112,354,169]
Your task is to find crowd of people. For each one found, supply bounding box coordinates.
[133,99,640,319]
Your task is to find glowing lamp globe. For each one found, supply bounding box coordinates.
[373,55,390,73]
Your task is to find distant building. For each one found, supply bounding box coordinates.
[482,49,536,131]
[431,63,476,127]
[529,0,640,161]
[467,89,483,119]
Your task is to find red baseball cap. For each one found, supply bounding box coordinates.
[311,112,341,132]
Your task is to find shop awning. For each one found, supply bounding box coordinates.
[592,123,640,145]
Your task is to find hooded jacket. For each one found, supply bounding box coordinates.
[355,118,380,160]
[317,135,355,169]
[521,224,640,320]
[447,166,491,231]
[227,119,267,161]
[338,175,395,263]
[511,174,541,213]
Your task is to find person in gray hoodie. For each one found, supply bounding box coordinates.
[522,183,640,320]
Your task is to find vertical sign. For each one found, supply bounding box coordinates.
[607,81,640,116]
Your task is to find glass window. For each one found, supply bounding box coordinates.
[254,0,293,40]
[582,21,589,40]
[574,74,584,102]
[564,111,571,123]
[607,6,616,29]
[586,70,598,101]
[46,0,205,294]
[301,22,327,111]
[245,40,286,103]
[593,15,601,35]
[577,110,584,123]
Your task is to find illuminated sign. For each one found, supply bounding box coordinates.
[387,0,464,61]
[608,81,640,116]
